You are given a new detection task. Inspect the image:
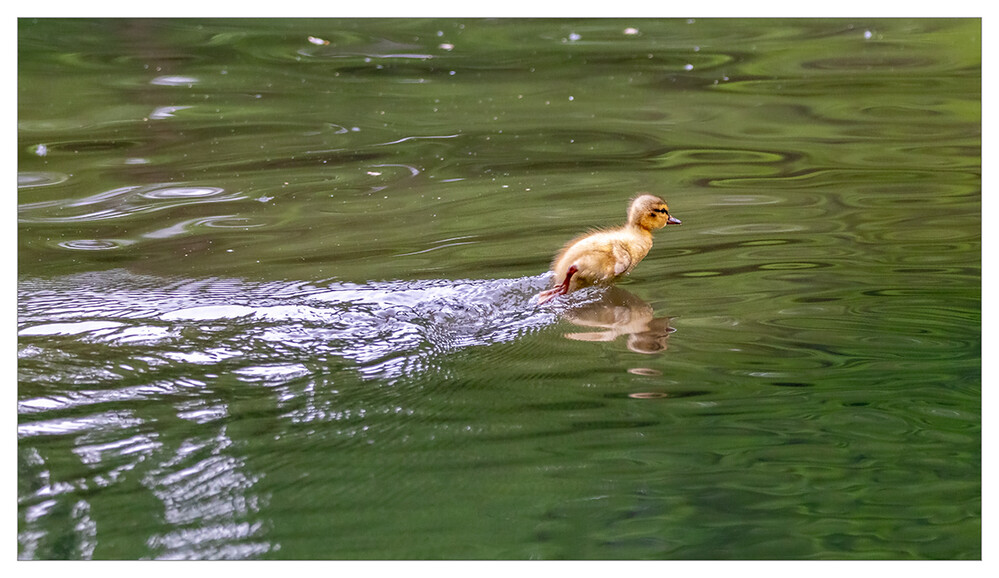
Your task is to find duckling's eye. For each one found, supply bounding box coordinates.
[652,208,669,215]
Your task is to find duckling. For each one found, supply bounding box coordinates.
[538,194,681,304]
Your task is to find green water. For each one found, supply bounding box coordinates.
[17,18,980,559]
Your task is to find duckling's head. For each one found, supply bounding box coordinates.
[628,194,681,231]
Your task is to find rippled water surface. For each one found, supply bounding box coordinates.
[18,18,980,559]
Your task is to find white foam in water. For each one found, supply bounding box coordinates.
[17,269,570,383]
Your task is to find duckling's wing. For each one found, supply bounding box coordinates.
[611,243,633,276]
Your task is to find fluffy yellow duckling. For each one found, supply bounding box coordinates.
[538,194,681,304]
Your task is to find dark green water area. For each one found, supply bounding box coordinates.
[17,18,980,559]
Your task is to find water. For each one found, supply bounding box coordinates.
[17,18,980,559]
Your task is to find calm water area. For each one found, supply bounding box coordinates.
[17,18,980,560]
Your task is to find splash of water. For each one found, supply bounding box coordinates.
[17,269,578,386]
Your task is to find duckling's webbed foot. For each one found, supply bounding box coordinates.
[538,265,578,304]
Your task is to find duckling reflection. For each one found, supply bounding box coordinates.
[561,287,674,354]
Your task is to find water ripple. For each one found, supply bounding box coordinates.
[19,184,243,224]
[56,239,136,251]
[17,270,560,392]
[18,172,70,188]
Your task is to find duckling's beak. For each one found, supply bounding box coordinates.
[667,215,682,225]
